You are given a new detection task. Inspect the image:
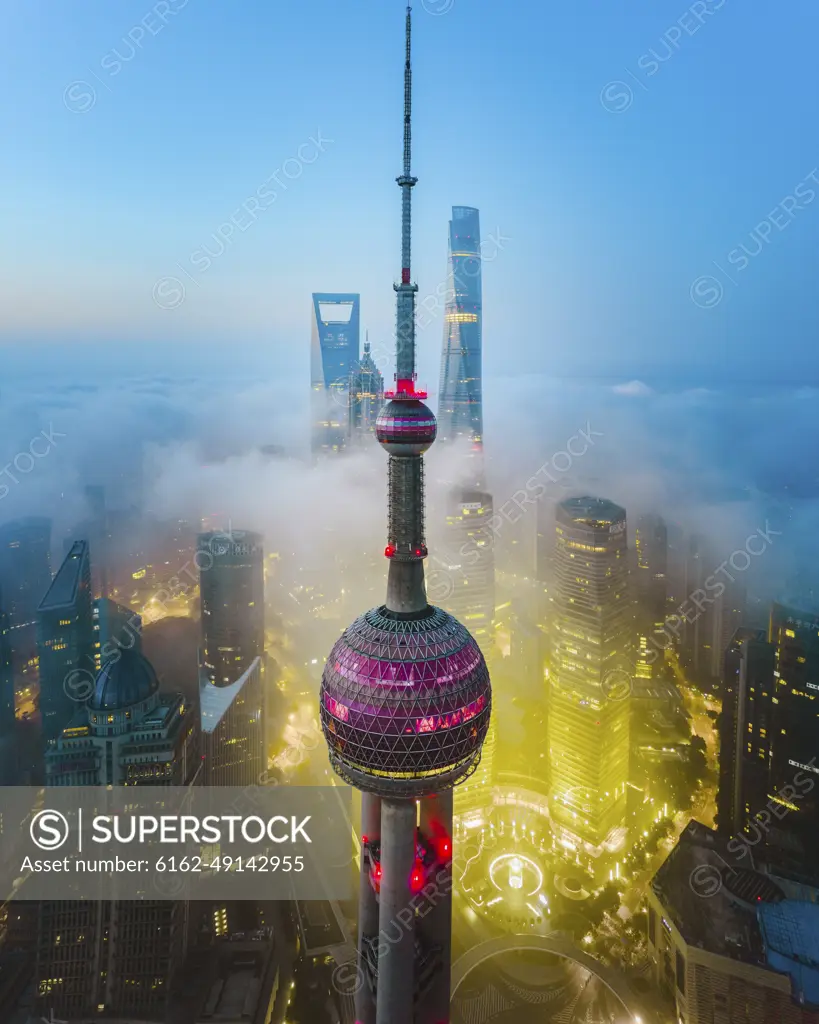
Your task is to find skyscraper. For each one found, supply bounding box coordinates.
[439,489,495,655]
[717,626,770,836]
[200,654,264,786]
[36,540,94,746]
[718,605,819,866]
[548,496,631,880]
[37,649,200,1022]
[319,13,491,1024]
[92,596,142,671]
[0,517,52,704]
[437,206,483,450]
[199,530,264,687]
[0,517,52,628]
[680,533,745,688]
[634,513,667,681]
[348,338,385,443]
[311,292,361,454]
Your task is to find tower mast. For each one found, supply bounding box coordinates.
[383,3,434,616]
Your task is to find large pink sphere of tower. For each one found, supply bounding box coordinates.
[376,399,437,456]
[320,604,491,798]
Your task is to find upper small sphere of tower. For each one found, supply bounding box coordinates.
[376,399,437,456]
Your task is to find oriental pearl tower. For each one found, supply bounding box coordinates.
[319,8,491,1024]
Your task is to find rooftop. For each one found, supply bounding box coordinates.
[758,900,819,1006]
[200,656,261,734]
[651,820,777,964]
[558,496,626,528]
[89,649,159,710]
[37,540,87,611]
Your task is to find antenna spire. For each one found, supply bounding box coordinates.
[394,4,419,388]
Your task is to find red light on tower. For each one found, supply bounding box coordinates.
[373,862,382,883]
[437,836,452,861]
[385,544,396,558]
[410,862,424,893]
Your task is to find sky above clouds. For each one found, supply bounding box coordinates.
[2,0,819,382]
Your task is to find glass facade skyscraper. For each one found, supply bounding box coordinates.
[548,496,631,880]
[198,531,264,687]
[437,206,483,449]
[718,605,819,864]
[36,540,94,746]
[439,489,495,655]
[348,339,385,444]
[310,292,361,455]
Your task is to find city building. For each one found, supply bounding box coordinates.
[648,820,819,1023]
[200,654,265,787]
[634,513,667,681]
[319,13,492,1024]
[438,488,495,656]
[36,540,94,746]
[193,934,280,1024]
[93,596,142,671]
[199,531,264,687]
[436,489,496,809]
[0,517,52,700]
[718,606,819,868]
[0,517,52,628]
[348,337,385,444]
[0,606,15,783]
[717,627,770,837]
[37,649,200,1022]
[765,603,819,860]
[437,206,483,451]
[311,292,361,455]
[681,534,747,689]
[85,484,110,597]
[547,496,631,881]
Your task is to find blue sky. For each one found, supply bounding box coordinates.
[2,0,819,383]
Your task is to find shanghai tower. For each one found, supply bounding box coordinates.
[437,206,483,449]
[320,10,492,1024]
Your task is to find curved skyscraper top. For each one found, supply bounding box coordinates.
[438,205,483,450]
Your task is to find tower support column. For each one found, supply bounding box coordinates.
[418,789,454,1023]
[375,798,417,1024]
[356,792,381,1024]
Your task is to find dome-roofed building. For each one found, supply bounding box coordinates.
[40,649,201,1024]
[89,647,159,711]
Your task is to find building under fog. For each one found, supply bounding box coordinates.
[93,596,142,671]
[548,496,631,880]
[0,517,52,704]
[0,517,52,628]
[36,540,94,746]
[348,338,385,443]
[681,534,746,688]
[634,513,667,681]
[37,650,200,1022]
[437,206,484,451]
[718,605,819,870]
[200,654,264,787]
[310,292,361,455]
[198,531,264,687]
